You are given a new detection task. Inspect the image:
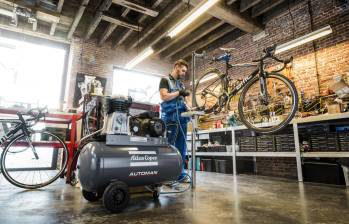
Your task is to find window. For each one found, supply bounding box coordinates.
[0,36,66,109]
[112,67,162,104]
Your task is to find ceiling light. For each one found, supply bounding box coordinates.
[125,47,154,69]
[275,25,332,54]
[167,0,220,38]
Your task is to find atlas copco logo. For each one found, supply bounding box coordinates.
[129,171,158,177]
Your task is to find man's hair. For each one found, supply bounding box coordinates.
[174,59,188,69]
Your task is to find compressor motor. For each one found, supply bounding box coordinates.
[103,95,133,135]
[129,111,166,138]
[103,96,165,138]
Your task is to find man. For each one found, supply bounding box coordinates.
[159,59,190,181]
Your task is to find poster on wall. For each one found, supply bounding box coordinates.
[73,73,107,108]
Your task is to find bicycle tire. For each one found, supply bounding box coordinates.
[194,68,224,113]
[1,131,69,189]
[238,73,298,134]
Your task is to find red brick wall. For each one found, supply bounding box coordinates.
[192,0,349,179]
[65,38,172,108]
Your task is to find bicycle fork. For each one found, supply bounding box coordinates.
[259,72,269,105]
[21,126,39,160]
[25,135,39,160]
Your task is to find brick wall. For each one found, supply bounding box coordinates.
[191,0,349,179]
[194,0,349,98]
[65,38,172,108]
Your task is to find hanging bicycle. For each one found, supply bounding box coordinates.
[194,45,298,134]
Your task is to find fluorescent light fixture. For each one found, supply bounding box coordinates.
[125,47,154,69]
[199,73,218,83]
[167,0,219,38]
[275,25,332,54]
[189,72,218,86]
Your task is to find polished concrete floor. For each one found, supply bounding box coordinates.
[1,172,349,224]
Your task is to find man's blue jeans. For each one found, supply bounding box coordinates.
[162,114,188,180]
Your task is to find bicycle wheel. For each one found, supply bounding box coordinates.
[238,73,298,134]
[194,69,224,113]
[1,130,68,189]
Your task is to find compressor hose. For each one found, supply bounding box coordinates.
[160,173,192,194]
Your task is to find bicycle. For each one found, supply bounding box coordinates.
[194,45,298,134]
[0,108,68,189]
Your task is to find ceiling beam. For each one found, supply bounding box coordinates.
[172,24,236,60]
[67,0,90,39]
[112,0,163,48]
[123,0,183,50]
[127,3,189,52]
[98,23,117,45]
[156,0,237,59]
[0,0,62,23]
[153,16,214,56]
[251,0,286,18]
[112,0,159,17]
[204,29,244,53]
[50,0,64,36]
[0,0,73,27]
[98,8,130,45]
[159,18,224,58]
[84,0,112,40]
[185,0,262,33]
[226,0,238,4]
[240,0,263,12]
[101,14,141,31]
[0,22,70,44]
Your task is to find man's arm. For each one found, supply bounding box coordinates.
[160,88,180,101]
[184,96,192,110]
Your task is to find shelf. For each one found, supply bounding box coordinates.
[293,112,349,124]
[301,152,349,158]
[187,112,349,134]
[236,151,296,157]
[187,127,233,135]
[187,151,349,158]
[187,152,234,156]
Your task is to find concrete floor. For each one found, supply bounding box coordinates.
[1,172,349,224]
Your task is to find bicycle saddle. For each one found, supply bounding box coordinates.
[220,47,237,53]
[263,44,277,54]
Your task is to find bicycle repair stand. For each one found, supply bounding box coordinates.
[181,111,205,189]
[180,51,206,189]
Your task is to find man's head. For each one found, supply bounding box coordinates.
[172,59,188,79]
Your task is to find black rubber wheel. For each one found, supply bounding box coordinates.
[103,181,130,213]
[194,68,224,113]
[238,73,298,134]
[1,131,69,189]
[82,189,102,202]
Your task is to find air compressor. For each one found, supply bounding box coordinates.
[77,96,183,213]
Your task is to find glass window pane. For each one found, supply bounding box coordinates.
[0,37,66,109]
[112,68,162,104]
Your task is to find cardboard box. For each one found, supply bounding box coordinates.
[327,104,341,114]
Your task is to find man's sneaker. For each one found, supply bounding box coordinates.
[179,175,191,183]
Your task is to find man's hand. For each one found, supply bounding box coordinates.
[179,89,190,97]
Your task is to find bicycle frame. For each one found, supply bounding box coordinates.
[0,117,39,160]
[0,119,24,145]
[215,57,267,98]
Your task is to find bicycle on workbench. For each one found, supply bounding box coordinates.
[194,45,298,134]
[0,108,68,189]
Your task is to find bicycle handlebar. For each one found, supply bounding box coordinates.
[17,107,48,123]
[252,44,293,71]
